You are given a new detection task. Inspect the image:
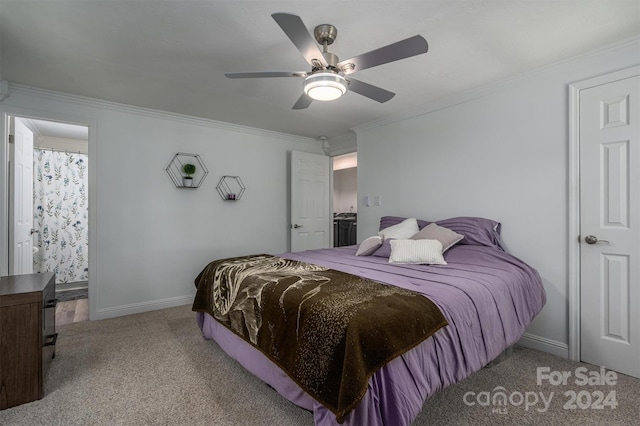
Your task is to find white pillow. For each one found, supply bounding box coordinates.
[378,217,419,240]
[389,239,447,265]
[355,235,383,256]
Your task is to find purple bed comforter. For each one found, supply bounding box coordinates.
[196,244,545,426]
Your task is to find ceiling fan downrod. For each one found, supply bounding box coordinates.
[314,24,340,71]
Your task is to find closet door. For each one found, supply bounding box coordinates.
[580,73,639,379]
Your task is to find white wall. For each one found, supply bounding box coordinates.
[333,167,357,214]
[0,86,323,319]
[354,39,640,357]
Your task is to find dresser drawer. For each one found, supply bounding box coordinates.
[0,302,42,408]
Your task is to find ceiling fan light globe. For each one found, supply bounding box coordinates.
[303,72,347,101]
[307,86,343,101]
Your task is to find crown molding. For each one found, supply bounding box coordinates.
[327,131,357,156]
[0,80,9,101]
[353,35,640,135]
[8,84,320,146]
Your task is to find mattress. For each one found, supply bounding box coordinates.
[196,243,546,425]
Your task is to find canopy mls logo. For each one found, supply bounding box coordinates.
[463,386,554,413]
[463,366,618,415]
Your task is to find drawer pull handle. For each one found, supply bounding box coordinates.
[44,333,58,347]
[44,298,58,309]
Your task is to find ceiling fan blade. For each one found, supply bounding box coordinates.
[337,35,428,75]
[225,71,307,79]
[346,78,395,103]
[272,13,328,68]
[292,94,313,110]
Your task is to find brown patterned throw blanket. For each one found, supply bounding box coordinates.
[192,254,447,423]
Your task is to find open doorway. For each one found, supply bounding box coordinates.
[332,152,357,247]
[8,116,89,324]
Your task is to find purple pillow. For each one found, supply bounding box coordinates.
[379,216,430,231]
[371,238,394,258]
[436,217,502,248]
[378,215,502,248]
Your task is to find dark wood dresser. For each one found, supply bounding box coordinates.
[0,273,56,410]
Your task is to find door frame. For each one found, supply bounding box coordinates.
[0,106,97,320]
[568,65,640,362]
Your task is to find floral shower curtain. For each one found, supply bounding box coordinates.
[33,149,89,283]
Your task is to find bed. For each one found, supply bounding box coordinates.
[193,216,546,425]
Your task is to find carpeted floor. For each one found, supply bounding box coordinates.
[0,304,638,425]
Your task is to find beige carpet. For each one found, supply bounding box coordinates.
[1,304,638,425]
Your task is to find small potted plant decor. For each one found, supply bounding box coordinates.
[182,163,196,187]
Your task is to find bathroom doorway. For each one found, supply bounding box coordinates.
[8,116,89,324]
[332,152,357,247]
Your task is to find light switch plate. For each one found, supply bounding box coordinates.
[374,195,381,206]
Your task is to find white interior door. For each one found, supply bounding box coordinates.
[580,74,639,378]
[290,151,331,252]
[9,117,35,275]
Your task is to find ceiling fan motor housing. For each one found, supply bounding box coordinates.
[321,52,339,69]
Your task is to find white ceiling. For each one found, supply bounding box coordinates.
[1,1,639,139]
[23,118,88,141]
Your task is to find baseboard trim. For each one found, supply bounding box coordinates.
[56,281,88,291]
[94,294,195,321]
[518,332,569,359]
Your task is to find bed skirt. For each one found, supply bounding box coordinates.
[197,311,450,426]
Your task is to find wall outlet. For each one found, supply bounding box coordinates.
[374,195,381,206]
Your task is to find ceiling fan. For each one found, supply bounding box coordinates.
[225,13,429,110]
